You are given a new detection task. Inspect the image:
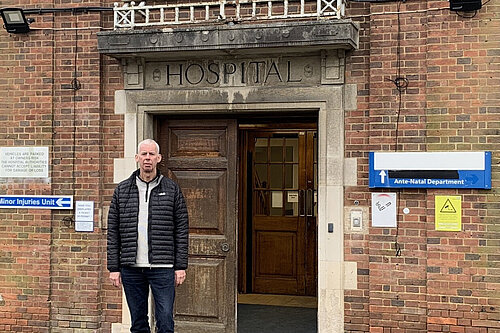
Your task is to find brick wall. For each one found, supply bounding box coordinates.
[0,0,499,332]
[0,0,122,331]
[345,0,500,332]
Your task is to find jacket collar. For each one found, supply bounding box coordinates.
[128,168,163,186]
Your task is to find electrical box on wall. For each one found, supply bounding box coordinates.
[345,206,368,233]
[350,210,363,231]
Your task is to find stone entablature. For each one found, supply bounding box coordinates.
[98,20,359,58]
[123,51,345,90]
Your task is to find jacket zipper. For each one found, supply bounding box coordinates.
[147,185,154,264]
[147,178,159,264]
[136,174,160,265]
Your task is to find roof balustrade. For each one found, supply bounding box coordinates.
[113,0,346,29]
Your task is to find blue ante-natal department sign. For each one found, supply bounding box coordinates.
[0,195,73,209]
[369,152,491,189]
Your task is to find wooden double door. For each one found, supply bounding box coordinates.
[158,119,238,332]
[241,127,318,297]
[157,119,317,332]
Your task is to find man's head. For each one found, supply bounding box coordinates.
[135,139,162,178]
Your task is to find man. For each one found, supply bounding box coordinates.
[107,139,189,333]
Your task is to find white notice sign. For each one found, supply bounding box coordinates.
[0,147,49,178]
[371,193,397,228]
[75,201,94,232]
[287,191,299,203]
[272,191,283,208]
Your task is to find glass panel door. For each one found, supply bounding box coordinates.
[249,130,317,296]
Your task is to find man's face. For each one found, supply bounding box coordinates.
[135,142,162,173]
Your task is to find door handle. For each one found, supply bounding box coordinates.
[299,189,305,217]
[221,243,230,252]
[306,189,314,217]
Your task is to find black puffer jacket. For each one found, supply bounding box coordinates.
[107,169,189,272]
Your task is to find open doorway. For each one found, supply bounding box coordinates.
[157,116,318,332]
[237,120,318,333]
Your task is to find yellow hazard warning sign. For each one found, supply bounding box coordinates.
[435,196,462,231]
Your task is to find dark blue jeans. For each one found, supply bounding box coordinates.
[121,267,176,333]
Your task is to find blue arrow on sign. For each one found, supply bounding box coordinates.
[56,197,72,207]
[0,195,73,209]
[379,170,387,184]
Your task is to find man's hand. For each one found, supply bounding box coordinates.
[175,270,186,287]
[110,272,121,288]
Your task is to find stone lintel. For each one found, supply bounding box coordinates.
[98,20,359,59]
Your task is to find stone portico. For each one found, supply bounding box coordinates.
[98,19,360,332]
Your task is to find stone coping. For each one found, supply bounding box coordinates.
[98,20,359,59]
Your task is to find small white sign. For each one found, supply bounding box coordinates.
[76,201,94,221]
[371,193,397,228]
[287,191,298,203]
[272,191,283,208]
[0,147,49,178]
[76,221,93,232]
[75,201,94,232]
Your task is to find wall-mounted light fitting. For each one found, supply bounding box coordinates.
[449,0,482,11]
[0,6,113,34]
[0,8,31,33]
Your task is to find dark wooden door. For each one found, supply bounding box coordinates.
[247,130,317,296]
[158,119,237,333]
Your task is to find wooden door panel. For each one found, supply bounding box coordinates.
[188,235,229,256]
[175,258,226,320]
[169,128,227,158]
[254,229,300,294]
[170,170,227,234]
[253,278,299,294]
[159,119,237,333]
[254,218,298,231]
[255,231,296,277]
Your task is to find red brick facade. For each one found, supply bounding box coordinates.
[345,1,500,332]
[0,1,121,331]
[0,0,498,332]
